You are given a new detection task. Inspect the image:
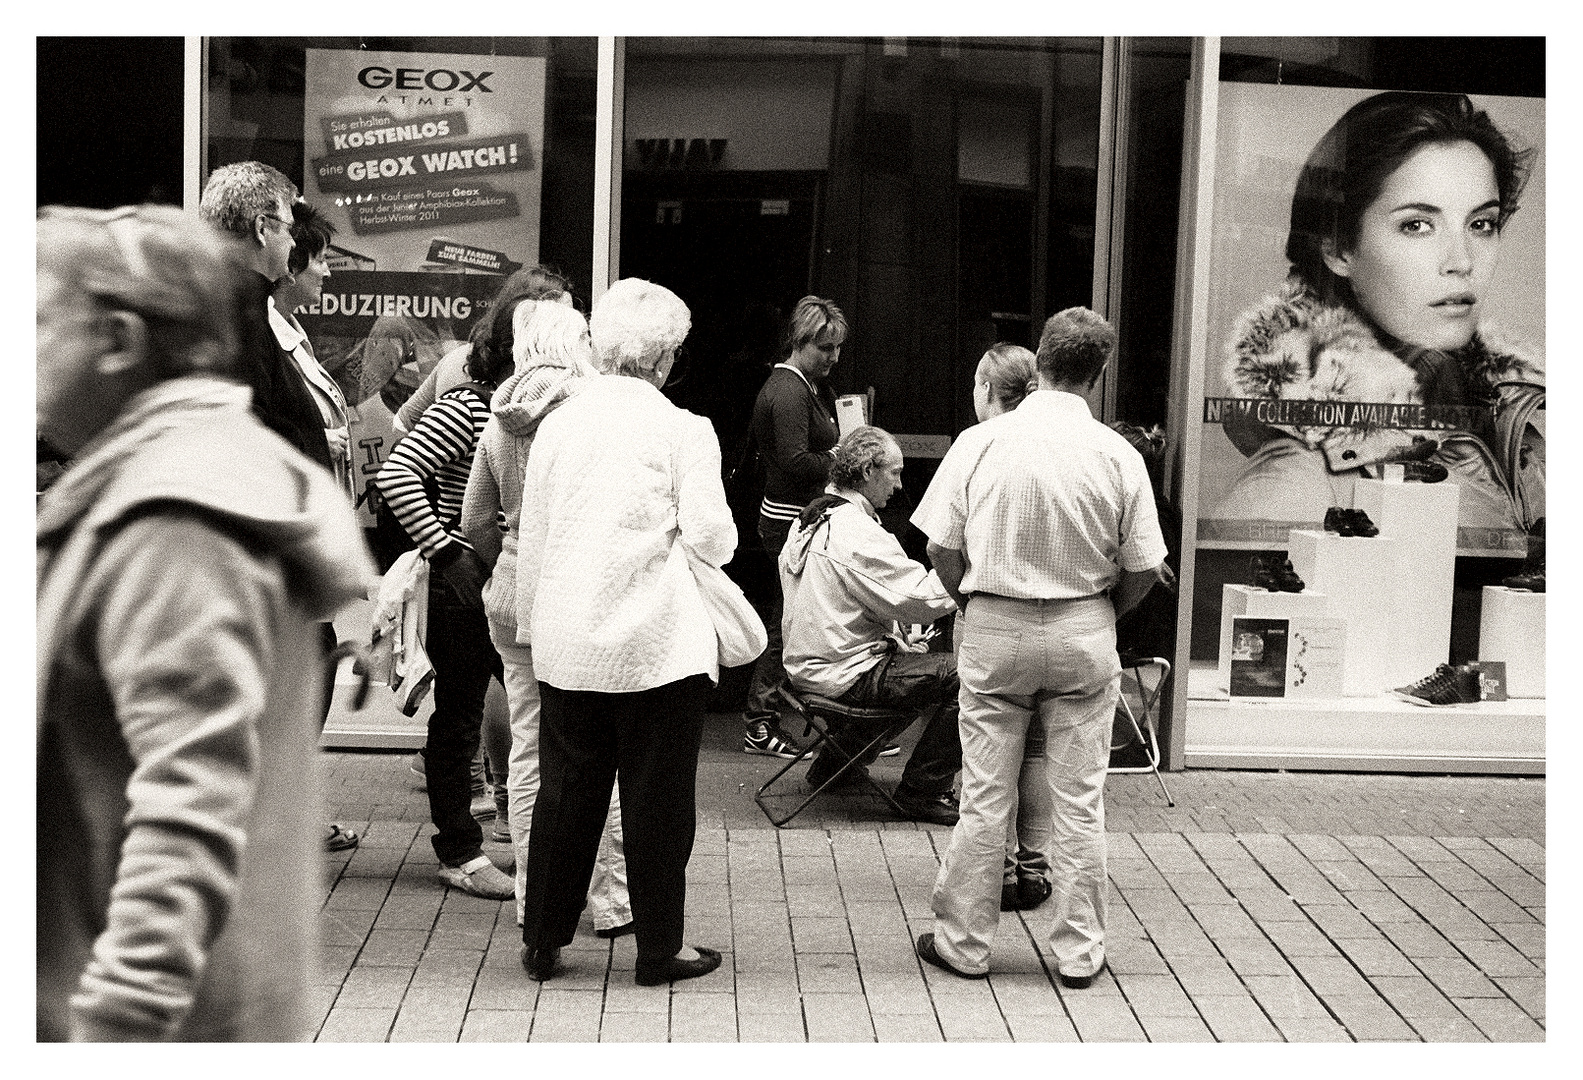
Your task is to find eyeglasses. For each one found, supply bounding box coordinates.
[259,212,292,233]
[663,343,690,390]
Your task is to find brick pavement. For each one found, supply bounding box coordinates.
[314,714,1544,1043]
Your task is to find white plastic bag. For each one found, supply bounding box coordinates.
[687,554,767,668]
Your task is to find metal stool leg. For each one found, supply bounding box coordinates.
[1107,659,1174,806]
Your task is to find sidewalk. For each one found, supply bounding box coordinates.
[314,715,1545,1043]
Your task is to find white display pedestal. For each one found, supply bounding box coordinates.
[1354,479,1459,687]
[1288,530,1397,696]
[1480,586,1545,699]
[1217,584,1330,692]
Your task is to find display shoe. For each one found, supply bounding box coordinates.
[1501,572,1545,592]
[1323,506,1352,535]
[1343,508,1379,537]
[1392,663,1481,707]
[1401,460,1449,483]
[634,946,722,986]
[1249,555,1304,593]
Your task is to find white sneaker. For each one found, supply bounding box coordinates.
[438,855,515,900]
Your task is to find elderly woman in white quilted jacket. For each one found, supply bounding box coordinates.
[515,278,736,988]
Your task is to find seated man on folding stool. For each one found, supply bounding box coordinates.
[778,425,962,826]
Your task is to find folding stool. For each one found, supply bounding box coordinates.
[1108,654,1175,806]
[754,688,916,828]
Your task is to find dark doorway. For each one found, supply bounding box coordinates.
[621,170,821,449]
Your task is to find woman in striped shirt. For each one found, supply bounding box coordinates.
[375,284,536,901]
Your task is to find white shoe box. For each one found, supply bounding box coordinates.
[1217,583,1330,692]
[1480,585,1545,699]
[1287,530,1397,696]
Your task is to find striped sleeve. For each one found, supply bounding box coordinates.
[375,393,485,557]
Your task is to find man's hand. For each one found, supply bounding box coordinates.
[1113,563,1166,618]
[325,425,350,462]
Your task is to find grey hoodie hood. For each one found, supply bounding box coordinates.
[492,362,591,441]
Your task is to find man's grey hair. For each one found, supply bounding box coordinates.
[198,161,298,239]
[830,425,900,490]
[588,278,691,378]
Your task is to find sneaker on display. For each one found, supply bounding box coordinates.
[1392,663,1481,707]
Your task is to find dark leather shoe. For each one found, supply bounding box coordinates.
[1502,573,1545,592]
[635,946,722,986]
[1323,506,1351,535]
[595,921,635,939]
[1000,873,1052,912]
[1343,508,1379,537]
[1058,961,1106,990]
[893,789,959,826]
[522,944,560,982]
[1402,460,1448,483]
[915,933,987,979]
[1249,554,1303,593]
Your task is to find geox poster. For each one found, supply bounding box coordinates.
[296,48,547,524]
[1196,85,1545,558]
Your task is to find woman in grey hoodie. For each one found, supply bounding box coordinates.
[461,299,632,936]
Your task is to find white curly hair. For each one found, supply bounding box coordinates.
[513,297,597,375]
[588,278,691,377]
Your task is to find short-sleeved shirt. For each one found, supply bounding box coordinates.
[911,389,1166,599]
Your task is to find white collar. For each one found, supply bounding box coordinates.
[267,297,305,351]
[826,483,877,520]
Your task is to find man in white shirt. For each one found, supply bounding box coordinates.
[779,426,962,826]
[910,307,1167,988]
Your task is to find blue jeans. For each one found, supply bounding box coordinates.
[744,515,794,724]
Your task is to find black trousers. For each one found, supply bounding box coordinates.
[424,572,504,866]
[814,650,962,796]
[523,674,707,965]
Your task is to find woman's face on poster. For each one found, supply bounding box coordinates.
[1323,139,1503,352]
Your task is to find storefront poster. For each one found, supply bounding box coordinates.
[296,48,547,525]
[1196,85,1545,558]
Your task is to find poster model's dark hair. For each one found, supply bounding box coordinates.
[1285,91,1533,309]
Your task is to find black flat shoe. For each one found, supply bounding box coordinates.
[1000,873,1052,912]
[634,946,722,986]
[915,933,987,979]
[595,921,635,939]
[522,944,560,982]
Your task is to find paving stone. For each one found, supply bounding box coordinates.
[1492,976,1544,1021]
[597,1010,670,1042]
[1404,1012,1489,1041]
[1309,859,1386,892]
[791,915,854,953]
[1378,919,1462,959]
[1288,954,1373,997]
[390,985,467,1041]
[796,951,862,994]
[322,908,379,949]
[1167,955,1246,996]
[933,994,1012,1041]
[1269,1016,1353,1042]
[988,971,1064,1016]
[1259,920,1342,957]
[469,969,538,1011]
[1221,937,1297,977]
[1325,994,1418,1041]
[1415,956,1504,998]
[1335,937,1418,977]
[1185,901,1263,939]
[336,964,415,1008]
[871,1012,944,1041]
[1138,1014,1216,1042]
[527,989,603,1042]
[803,991,876,1041]
[670,991,739,1041]
[1105,937,1172,975]
[316,945,358,987]
[1194,994,1282,1042]
[318,1006,396,1042]
[1455,996,1545,1041]
[1241,974,1330,1019]
[459,1009,532,1042]
[1455,937,1542,978]
[738,1010,806,1042]
[1060,992,1147,1042]
[1303,903,1381,939]
[1116,973,1197,1017]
